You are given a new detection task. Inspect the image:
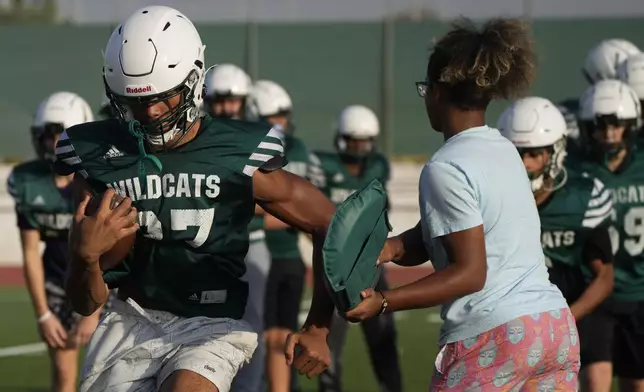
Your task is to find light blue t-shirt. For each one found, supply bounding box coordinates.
[419,125,567,345]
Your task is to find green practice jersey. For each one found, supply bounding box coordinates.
[7,159,74,286]
[52,116,285,319]
[264,134,311,260]
[538,174,613,302]
[569,149,644,302]
[311,151,390,205]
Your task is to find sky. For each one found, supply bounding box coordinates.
[55,0,644,24]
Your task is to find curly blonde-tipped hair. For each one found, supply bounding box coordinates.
[427,18,537,109]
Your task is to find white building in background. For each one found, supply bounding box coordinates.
[55,0,644,24]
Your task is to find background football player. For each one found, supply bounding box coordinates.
[311,105,402,392]
[8,91,96,392]
[246,79,312,392]
[499,97,615,390]
[203,63,269,392]
[569,80,644,392]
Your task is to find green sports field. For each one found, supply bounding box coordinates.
[0,287,441,392]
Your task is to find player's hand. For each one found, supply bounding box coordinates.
[38,313,68,349]
[69,314,100,348]
[71,189,138,265]
[344,288,384,322]
[284,325,331,378]
[377,237,400,265]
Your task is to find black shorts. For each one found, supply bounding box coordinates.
[45,281,118,331]
[579,300,644,379]
[264,258,305,331]
[45,281,80,332]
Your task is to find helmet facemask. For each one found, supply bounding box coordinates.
[105,69,202,150]
[206,92,246,120]
[518,137,568,193]
[335,134,375,163]
[581,114,639,164]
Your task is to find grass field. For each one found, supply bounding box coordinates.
[0,286,442,392]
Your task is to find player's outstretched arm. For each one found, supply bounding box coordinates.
[66,177,137,316]
[253,167,336,377]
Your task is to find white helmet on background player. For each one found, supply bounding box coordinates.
[617,53,644,103]
[583,39,640,83]
[204,64,251,98]
[245,80,292,124]
[335,105,380,159]
[32,91,93,162]
[103,5,206,147]
[498,97,568,192]
[579,79,641,158]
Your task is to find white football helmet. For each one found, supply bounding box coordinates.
[617,52,644,101]
[245,80,292,122]
[579,80,641,121]
[498,97,568,192]
[579,79,641,157]
[32,91,94,161]
[204,64,251,98]
[583,39,640,83]
[335,105,380,158]
[103,5,206,146]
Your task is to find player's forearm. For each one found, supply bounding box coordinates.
[66,254,108,316]
[22,251,50,317]
[391,222,430,267]
[303,232,335,330]
[570,263,614,321]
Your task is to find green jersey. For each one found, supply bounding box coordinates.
[569,149,644,301]
[7,159,74,286]
[52,116,285,319]
[538,174,613,302]
[311,151,390,205]
[264,134,311,260]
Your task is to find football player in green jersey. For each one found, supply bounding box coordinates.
[55,6,337,392]
[571,79,644,392]
[8,91,96,392]
[312,105,401,392]
[203,63,268,392]
[245,79,311,392]
[499,97,615,389]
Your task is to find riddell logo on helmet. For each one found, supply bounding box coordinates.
[126,85,153,94]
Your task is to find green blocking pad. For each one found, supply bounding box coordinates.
[323,179,392,312]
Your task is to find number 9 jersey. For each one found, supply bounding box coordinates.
[52,115,286,319]
[570,149,644,302]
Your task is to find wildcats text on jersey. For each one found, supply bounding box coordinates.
[105,173,220,201]
[541,230,576,249]
[612,185,644,205]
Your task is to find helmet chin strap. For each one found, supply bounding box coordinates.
[530,174,544,193]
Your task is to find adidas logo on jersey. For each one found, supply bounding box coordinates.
[32,195,45,206]
[103,146,124,159]
[188,293,199,301]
